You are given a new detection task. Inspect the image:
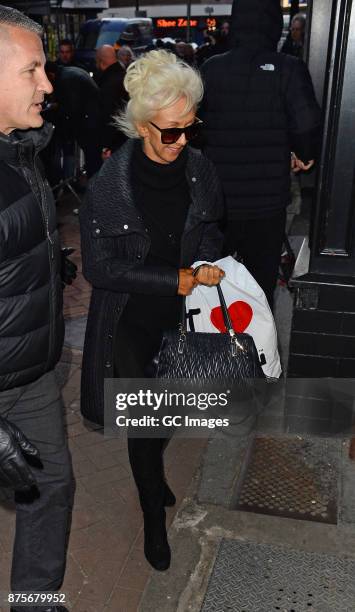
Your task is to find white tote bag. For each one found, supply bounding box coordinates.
[186,256,282,378]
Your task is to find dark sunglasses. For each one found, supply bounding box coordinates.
[149,119,203,144]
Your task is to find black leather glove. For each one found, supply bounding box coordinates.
[61,247,77,288]
[0,416,39,491]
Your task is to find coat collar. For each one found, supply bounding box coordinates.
[0,122,54,166]
[89,138,213,237]
[96,61,125,86]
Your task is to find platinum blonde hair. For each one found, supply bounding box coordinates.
[114,49,203,139]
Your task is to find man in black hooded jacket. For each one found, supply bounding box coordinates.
[95,45,128,156]
[45,61,102,180]
[199,0,321,307]
[0,6,72,611]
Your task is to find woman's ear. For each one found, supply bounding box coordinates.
[136,122,149,138]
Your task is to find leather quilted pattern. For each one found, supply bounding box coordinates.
[157,330,264,379]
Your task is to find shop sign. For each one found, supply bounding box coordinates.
[156,18,198,28]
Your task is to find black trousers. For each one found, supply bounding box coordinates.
[0,371,74,609]
[114,312,169,515]
[223,210,286,310]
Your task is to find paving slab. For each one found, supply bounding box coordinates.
[139,434,355,612]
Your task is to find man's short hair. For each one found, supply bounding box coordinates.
[59,38,73,47]
[0,4,43,36]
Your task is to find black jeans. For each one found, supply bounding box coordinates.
[0,371,74,607]
[223,210,287,310]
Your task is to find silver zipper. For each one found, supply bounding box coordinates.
[33,162,54,259]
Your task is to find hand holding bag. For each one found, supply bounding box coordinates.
[156,284,265,380]
[186,257,281,378]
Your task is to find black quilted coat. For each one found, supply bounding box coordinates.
[199,0,321,219]
[79,139,224,424]
[0,124,64,390]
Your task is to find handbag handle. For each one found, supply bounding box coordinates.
[181,283,234,335]
[179,283,244,356]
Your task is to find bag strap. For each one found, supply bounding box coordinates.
[181,296,187,331]
[216,284,234,334]
[181,283,234,334]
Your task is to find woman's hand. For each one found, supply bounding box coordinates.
[195,264,225,286]
[178,268,198,295]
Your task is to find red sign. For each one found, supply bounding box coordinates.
[206,18,217,29]
[156,18,198,28]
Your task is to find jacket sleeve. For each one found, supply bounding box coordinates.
[195,160,225,262]
[195,220,224,263]
[79,189,179,296]
[283,56,322,162]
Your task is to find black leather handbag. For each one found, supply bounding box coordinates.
[156,284,265,380]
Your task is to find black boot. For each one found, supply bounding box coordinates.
[164,481,176,507]
[144,509,171,571]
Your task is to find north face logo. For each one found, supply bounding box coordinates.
[260,64,275,71]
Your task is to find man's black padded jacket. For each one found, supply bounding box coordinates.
[0,124,64,390]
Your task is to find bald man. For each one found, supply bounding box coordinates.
[95,45,128,155]
[95,43,117,72]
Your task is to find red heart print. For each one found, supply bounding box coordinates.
[210,300,253,333]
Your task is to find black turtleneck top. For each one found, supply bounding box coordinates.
[114,141,191,375]
[132,140,189,267]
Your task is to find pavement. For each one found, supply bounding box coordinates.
[0,194,208,612]
[1,190,354,612]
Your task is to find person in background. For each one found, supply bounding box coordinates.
[176,41,196,67]
[56,37,86,70]
[79,50,224,572]
[220,20,230,39]
[195,28,214,66]
[175,40,186,59]
[117,45,135,69]
[155,38,165,49]
[196,27,229,66]
[95,45,128,158]
[199,0,320,309]
[281,13,306,60]
[45,62,102,179]
[0,6,74,611]
[183,43,196,66]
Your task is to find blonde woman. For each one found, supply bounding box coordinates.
[79,50,224,570]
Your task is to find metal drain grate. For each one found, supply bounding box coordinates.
[233,435,340,524]
[201,540,355,612]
